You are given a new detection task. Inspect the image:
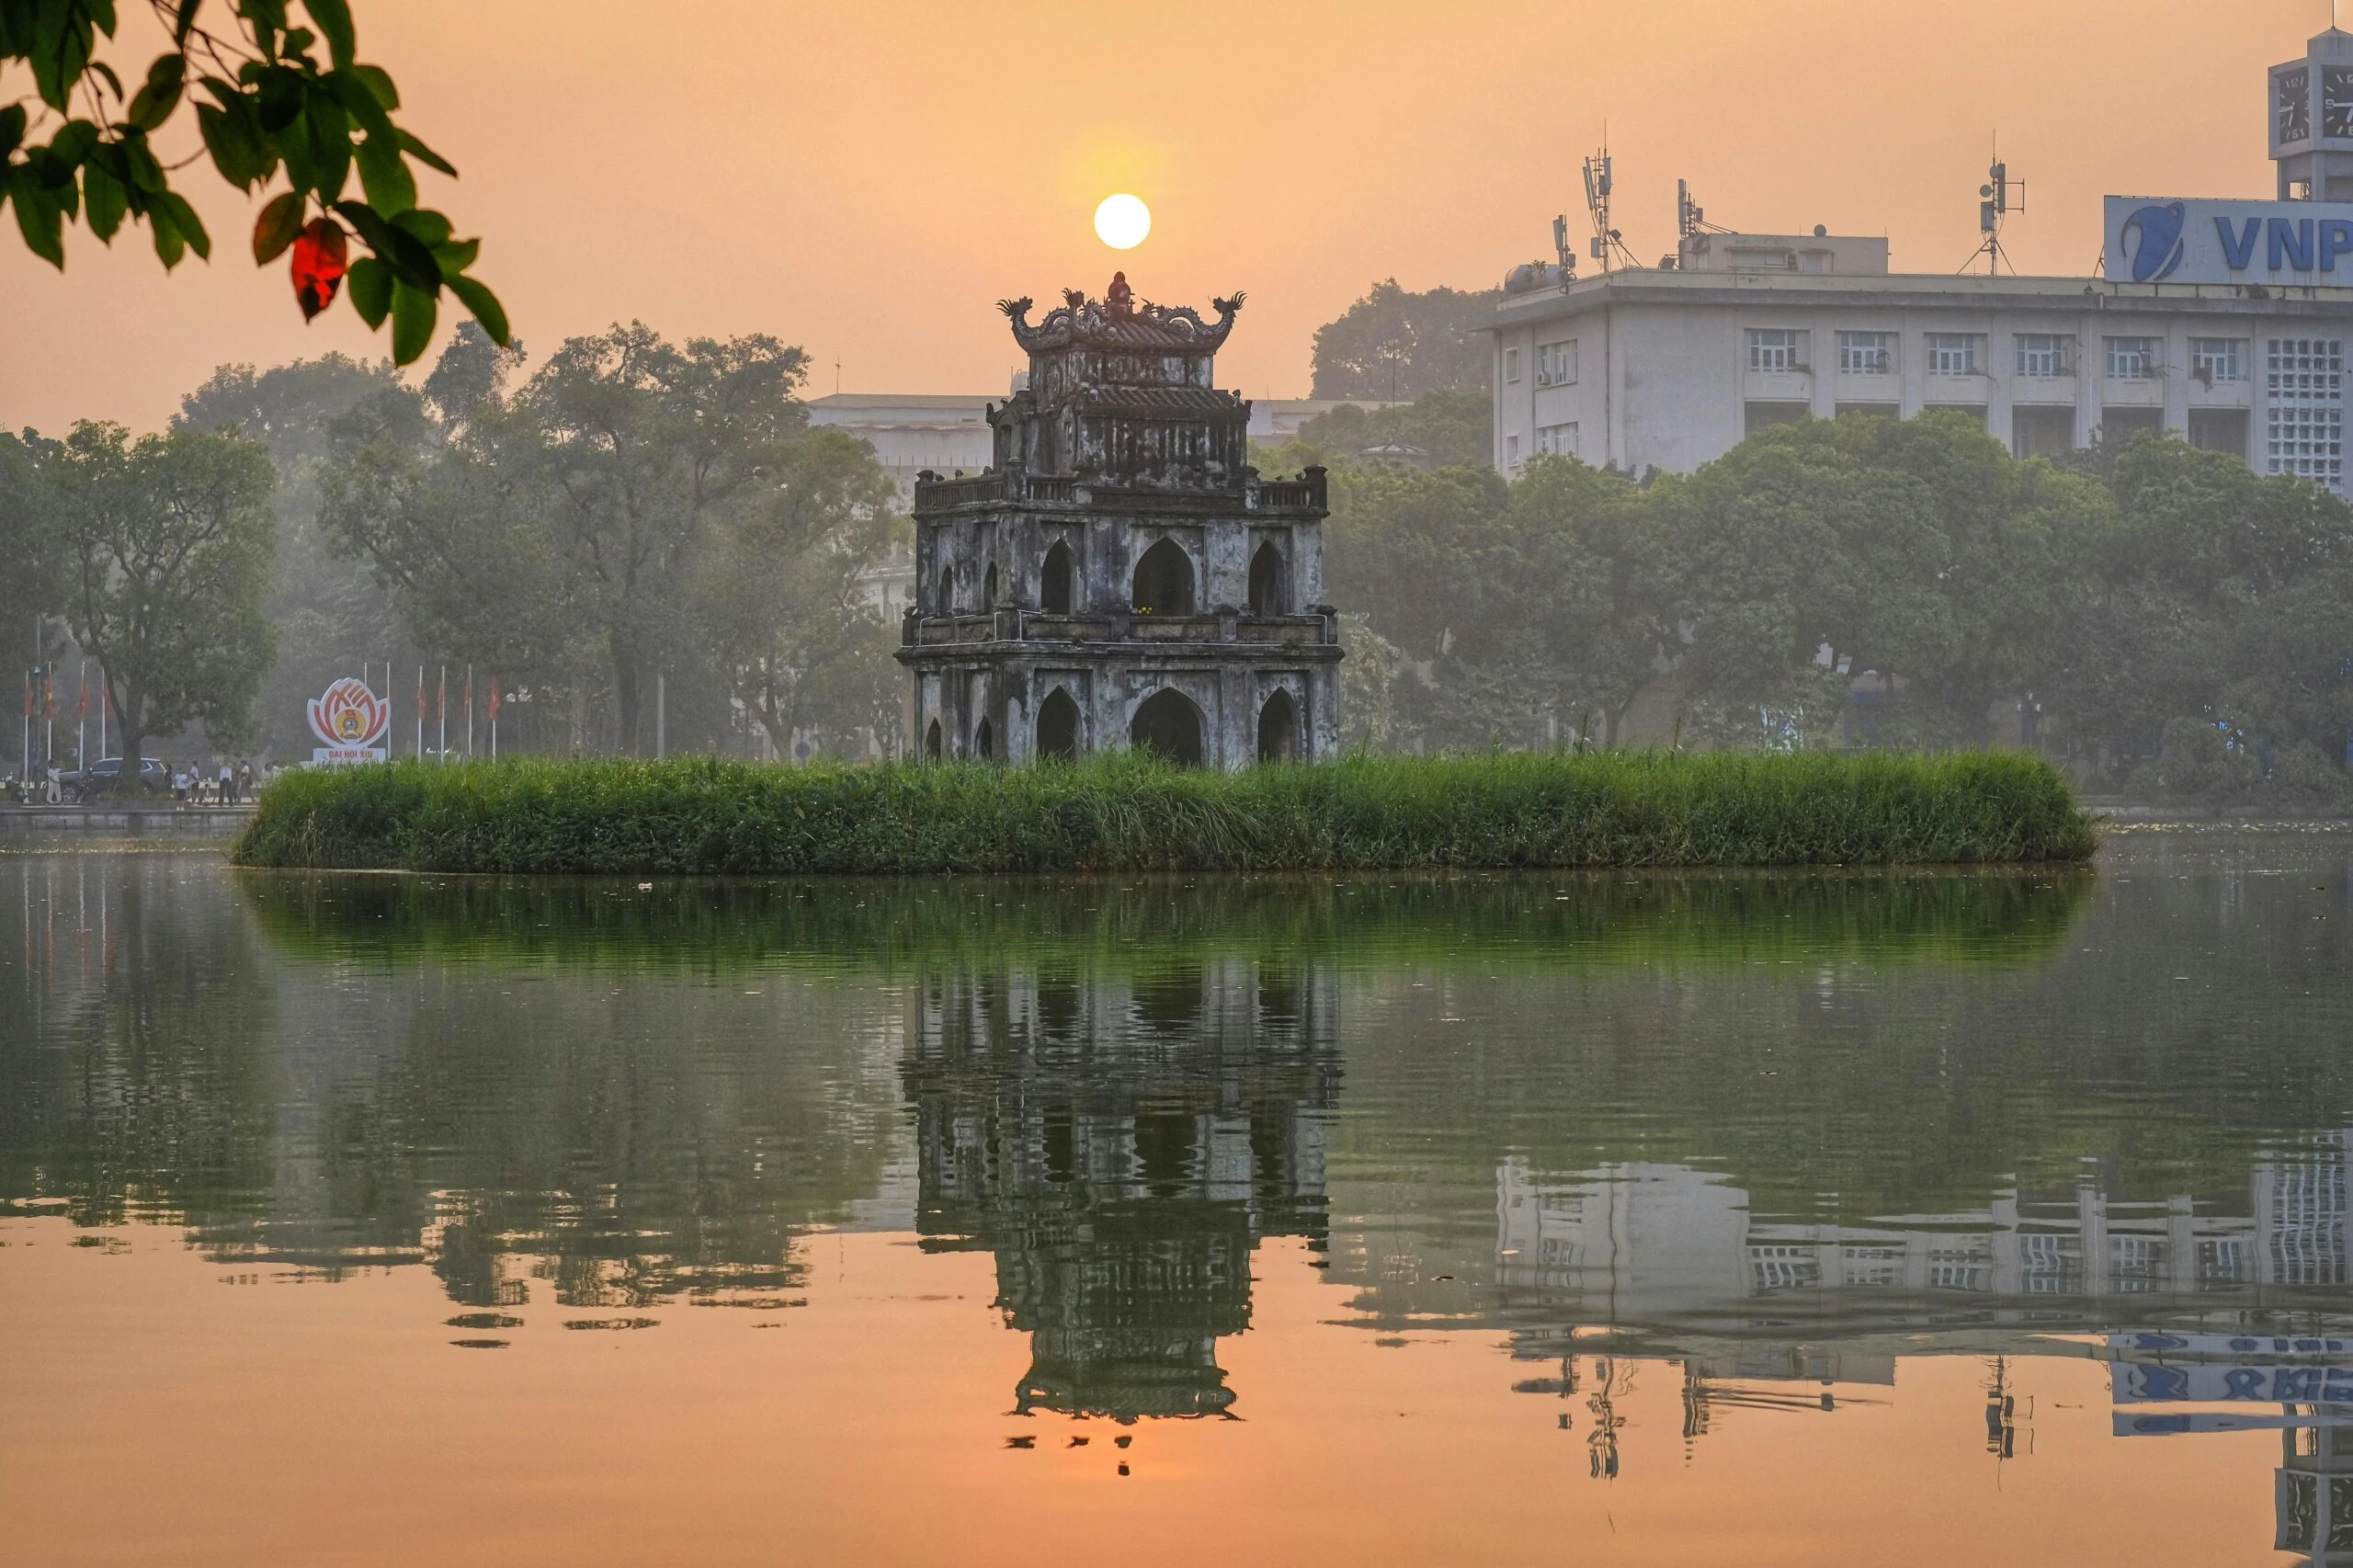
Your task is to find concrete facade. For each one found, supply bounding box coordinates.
[1488,268,2352,486]
[1491,27,2353,493]
[897,277,1344,769]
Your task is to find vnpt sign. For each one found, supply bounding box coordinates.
[2105,197,2353,285]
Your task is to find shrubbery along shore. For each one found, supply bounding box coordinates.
[230,751,2097,875]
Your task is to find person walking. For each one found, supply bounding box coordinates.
[238,760,254,802]
[218,759,233,805]
[170,765,186,802]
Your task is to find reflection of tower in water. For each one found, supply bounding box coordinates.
[901,959,1337,1421]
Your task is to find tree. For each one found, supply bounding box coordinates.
[43,421,278,778]
[1,0,505,363]
[176,351,412,754]
[0,428,62,651]
[524,324,811,754]
[1310,280,1501,401]
[697,426,902,758]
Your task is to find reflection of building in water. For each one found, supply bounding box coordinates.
[901,960,1337,1421]
[1491,1137,2353,1485]
[1494,1142,2353,1329]
[2280,1424,2353,1566]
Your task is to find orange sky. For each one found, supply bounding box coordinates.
[0,0,2328,433]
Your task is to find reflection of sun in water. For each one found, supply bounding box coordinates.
[1094,193,1151,250]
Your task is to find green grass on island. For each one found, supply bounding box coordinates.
[229,750,2097,875]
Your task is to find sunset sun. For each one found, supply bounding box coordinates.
[1093,193,1151,250]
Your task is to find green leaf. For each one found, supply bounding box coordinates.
[174,1,205,46]
[154,190,210,259]
[304,0,356,69]
[150,196,186,268]
[89,61,123,102]
[333,198,439,290]
[252,188,303,261]
[0,106,25,162]
[10,176,63,267]
[394,127,454,177]
[354,131,413,214]
[197,98,275,188]
[350,63,398,111]
[83,165,127,241]
[430,235,478,277]
[390,278,436,365]
[323,69,392,141]
[126,53,186,131]
[391,208,449,245]
[346,254,392,326]
[447,273,508,347]
[255,65,304,133]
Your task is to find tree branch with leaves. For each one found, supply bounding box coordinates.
[1,0,506,363]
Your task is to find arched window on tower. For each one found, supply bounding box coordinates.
[924,719,942,760]
[1248,540,1286,616]
[937,565,954,616]
[1037,687,1080,760]
[1130,687,1204,766]
[1257,688,1299,763]
[1131,539,1196,617]
[1040,540,1074,614]
[983,562,998,606]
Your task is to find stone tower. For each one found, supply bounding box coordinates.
[896,276,1341,768]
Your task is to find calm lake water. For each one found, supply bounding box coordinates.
[6,828,2353,1565]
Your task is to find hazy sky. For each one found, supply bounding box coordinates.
[0,0,2327,432]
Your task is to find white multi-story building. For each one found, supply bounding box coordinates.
[1488,27,2353,494]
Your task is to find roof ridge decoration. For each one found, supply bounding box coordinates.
[997,274,1246,353]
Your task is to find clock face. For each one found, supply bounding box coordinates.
[2326,67,2353,139]
[2281,68,2313,142]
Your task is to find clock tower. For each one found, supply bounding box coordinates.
[2273,27,2353,199]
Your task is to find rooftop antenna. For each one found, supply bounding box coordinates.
[1581,134,1639,272]
[834,357,842,395]
[1673,178,1734,267]
[1962,137,2026,275]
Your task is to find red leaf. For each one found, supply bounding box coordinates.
[290,218,350,322]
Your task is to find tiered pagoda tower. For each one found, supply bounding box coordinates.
[897,274,1341,768]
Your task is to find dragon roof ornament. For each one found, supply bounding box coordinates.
[997,275,1245,354]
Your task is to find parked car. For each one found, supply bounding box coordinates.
[61,757,168,800]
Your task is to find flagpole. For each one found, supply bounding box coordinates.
[465,664,474,759]
[415,665,425,762]
[438,665,447,765]
[75,660,86,772]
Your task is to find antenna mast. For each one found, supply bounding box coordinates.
[1964,139,2026,275]
[1582,137,1638,272]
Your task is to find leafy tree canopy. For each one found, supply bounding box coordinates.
[1310,278,1500,402]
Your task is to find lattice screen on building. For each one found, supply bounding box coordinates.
[2267,337,2345,489]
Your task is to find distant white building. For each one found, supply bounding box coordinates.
[1487,26,2353,494]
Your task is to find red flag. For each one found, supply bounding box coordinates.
[436,670,446,722]
[465,674,474,727]
[44,670,55,719]
[416,666,426,716]
[487,680,502,722]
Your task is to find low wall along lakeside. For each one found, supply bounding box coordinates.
[228,752,2097,875]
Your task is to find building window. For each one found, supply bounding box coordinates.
[2192,337,2246,383]
[1535,339,1578,387]
[2106,336,2158,380]
[1503,347,1521,384]
[1747,328,1804,373]
[2268,338,2344,489]
[1505,432,1521,466]
[2016,334,2071,379]
[1836,331,1893,374]
[1926,334,1983,377]
[1535,422,1578,457]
